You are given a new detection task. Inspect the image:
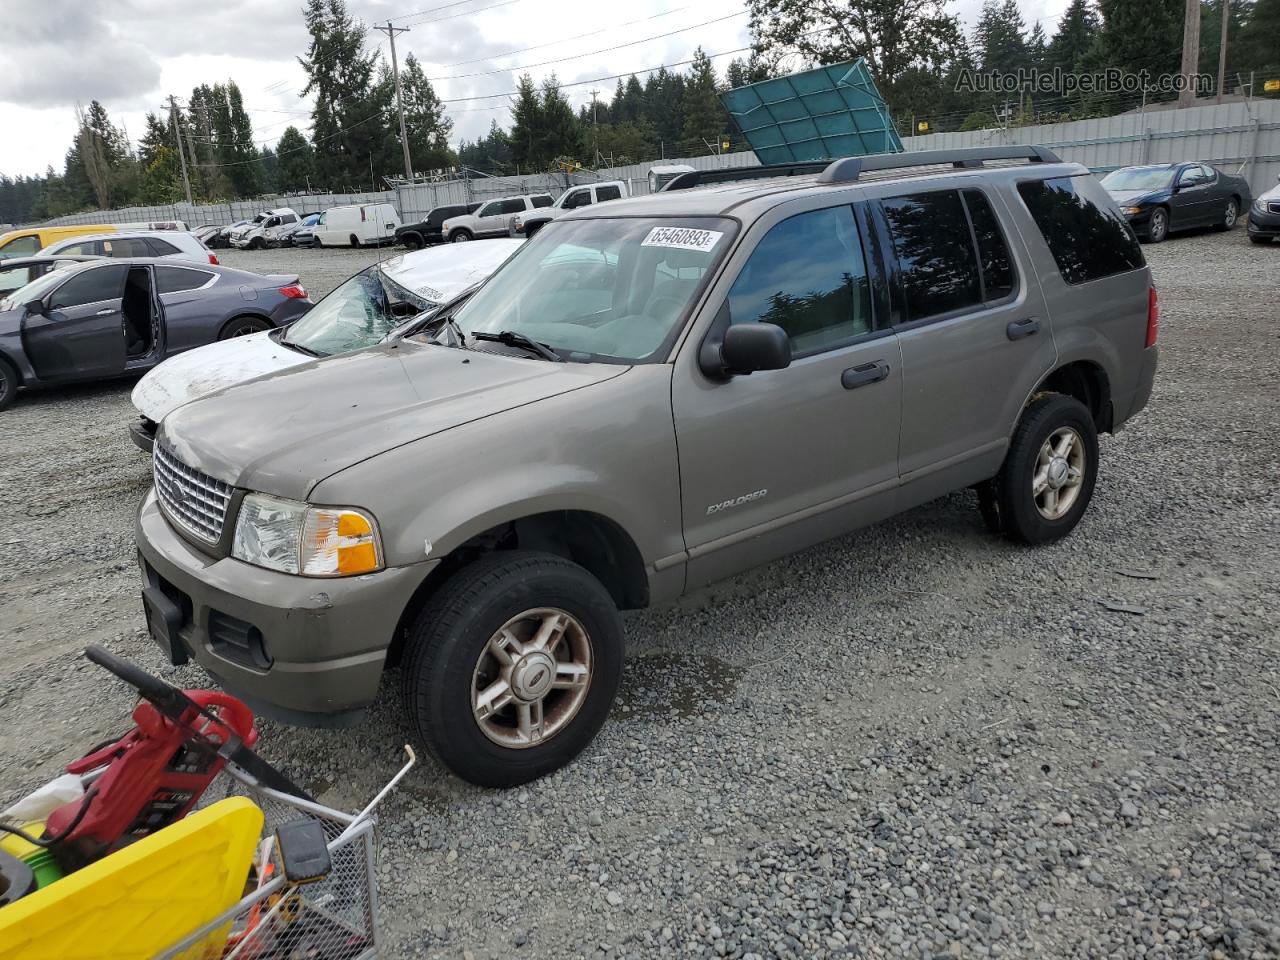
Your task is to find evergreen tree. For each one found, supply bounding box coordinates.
[1027,21,1049,68]
[538,75,583,168]
[1047,0,1100,74]
[401,53,455,172]
[644,69,686,153]
[508,74,543,171]
[680,48,725,154]
[275,126,315,192]
[1096,0,1183,81]
[1238,0,1278,80]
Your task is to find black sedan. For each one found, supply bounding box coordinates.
[0,258,311,410]
[0,255,101,298]
[1101,162,1253,243]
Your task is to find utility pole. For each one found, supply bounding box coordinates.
[1177,0,1201,107]
[376,21,414,181]
[168,95,193,206]
[590,88,600,168]
[1216,0,1230,103]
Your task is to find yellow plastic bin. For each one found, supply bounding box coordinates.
[0,797,263,960]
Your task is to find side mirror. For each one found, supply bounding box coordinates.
[24,299,46,317]
[702,322,791,379]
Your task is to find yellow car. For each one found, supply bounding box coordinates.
[0,221,188,259]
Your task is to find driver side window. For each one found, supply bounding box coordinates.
[49,265,128,310]
[727,205,872,356]
[477,203,498,218]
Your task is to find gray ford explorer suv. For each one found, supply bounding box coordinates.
[135,146,1158,787]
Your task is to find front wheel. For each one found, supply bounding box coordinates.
[402,551,623,787]
[251,237,267,251]
[449,230,472,243]
[987,393,1099,545]
[1145,208,1169,243]
[1216,199,1239,231]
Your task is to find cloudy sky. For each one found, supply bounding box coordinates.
[0,0,1071,178]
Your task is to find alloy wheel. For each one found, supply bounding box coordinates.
[1224,201,1238,228]
[1032,426,1086,520]
[1149,210,1167,242]
[471,607,593,749]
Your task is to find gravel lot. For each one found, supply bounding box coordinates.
[1,230,1278,959]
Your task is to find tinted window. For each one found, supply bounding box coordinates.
[500,199,525,215]
[156,266,213,294]
[531,196,553,208]
[728,206,872,355]
[1017,176,1144,285]
[58,241,99,256]
[882,191,981,321]
[596,185,622,202]
[962,189,1015,302]
[145,238,182,256]
[281,214,297,224]
[50,265,128,309]
[102,237,153,257]
[0,234,40,258]
[562,190,591,209]
[476,203,499,218]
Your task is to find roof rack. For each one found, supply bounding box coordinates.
[660,145,1063,192]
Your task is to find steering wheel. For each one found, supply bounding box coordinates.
[645,295,684,321]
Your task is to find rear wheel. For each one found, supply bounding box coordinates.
[986,394,1099,545]
[1145,207,1169,243]
[349,235,360,248]
[402,551,623,787]
[219,316,271,340]
[1216,199,1239,231]
[0,356,18,412]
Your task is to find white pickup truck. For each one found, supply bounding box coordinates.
[511,181,629,238]
[441,194,554,243]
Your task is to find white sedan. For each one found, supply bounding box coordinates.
[129,239,524,450]
[40,230,220,265]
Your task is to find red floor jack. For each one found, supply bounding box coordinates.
[31,645,310,873]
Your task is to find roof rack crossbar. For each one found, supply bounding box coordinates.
[816,145,1062,184]
[659,162,830,192]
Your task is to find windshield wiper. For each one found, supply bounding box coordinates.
[471,330,563,362]
[276,329,324,357]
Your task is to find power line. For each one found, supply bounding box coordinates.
[399,0,524,29]
[424,10,748,82]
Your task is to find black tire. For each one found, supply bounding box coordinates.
[251,237,267,251]
[1249,235,1272,245]
[401,233,423,250]
[401,550,623,788]
[1144,207,1169,243]
[449,229,472,243]
[349,235,360,248]
[524,221,544,239]
[0,356,18,412]
[219,315,271,340]
[989,393,1099,545]
[1215,198,1239,231]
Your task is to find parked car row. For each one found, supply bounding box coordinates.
[1100,161,1254,243]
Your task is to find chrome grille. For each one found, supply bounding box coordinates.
[153,443,233,543]
[1268,201,1280,215]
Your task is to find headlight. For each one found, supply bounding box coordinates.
[1122,206,1143,216]
[1254,198,1267,214]
[232,493,382,577]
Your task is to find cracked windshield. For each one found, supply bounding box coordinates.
[282,266,422,356]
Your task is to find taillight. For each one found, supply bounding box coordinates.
[279,284,308,300]
[1146,286,1159,348]
[207,253,220,265]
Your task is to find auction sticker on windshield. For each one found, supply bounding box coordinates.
[641,226,724,253]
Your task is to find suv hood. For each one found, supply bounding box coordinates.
[161,341,628,499]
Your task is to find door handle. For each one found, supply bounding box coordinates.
[1007,317,1040,340]
[841,360,890,390]
[95,308,115,316]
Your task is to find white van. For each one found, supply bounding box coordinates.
[313,203,401,248]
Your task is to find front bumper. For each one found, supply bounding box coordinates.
[1122,208,1154,232]
[229,237,252,249]
[135,489,437,723]
[1247,209,1280,238]
[129,417,157,453]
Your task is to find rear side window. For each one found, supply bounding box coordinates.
[500,199,525,215]
[50,265,128,308]
[58,241,99,256]
[728,205,872,355]
[102,237,153,257]
[145,238,182,256]
[1017,176,1144,284]
[156,266,213,294]
[531,196,554,208]
[962,189,1015,301]
[596,185,622,202]
[881,191,981,321]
